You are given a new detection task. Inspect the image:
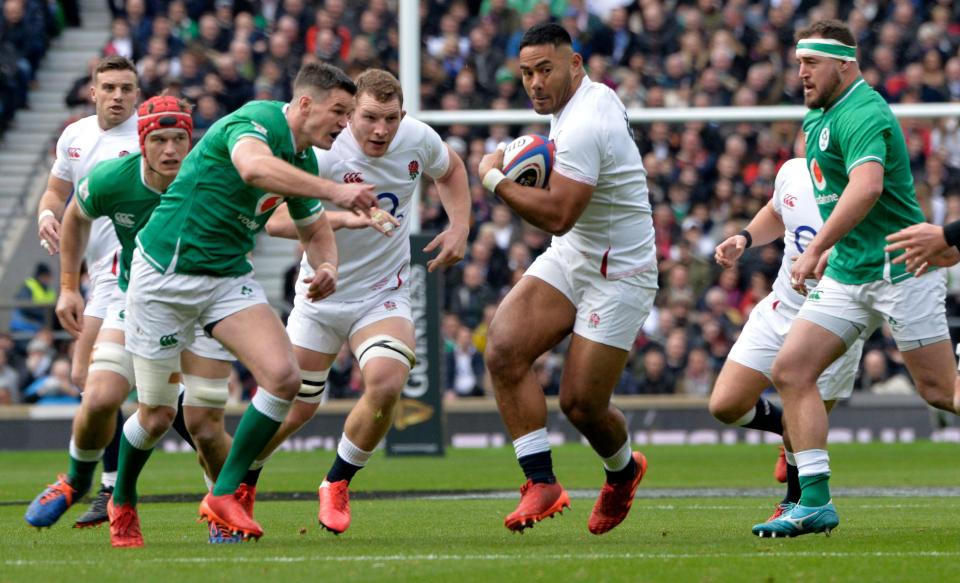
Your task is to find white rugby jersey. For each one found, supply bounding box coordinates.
[548,76,656,279]
[297,115,450,301]
[51,114,139,275]
[770,157,822,312]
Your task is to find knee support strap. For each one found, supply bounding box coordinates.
[88,341,135,386]
[182,374,230,408]
[296,368,329,404]
[132,354,182,408]
[355,335,416,370]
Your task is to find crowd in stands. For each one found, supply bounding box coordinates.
[5,0,960,405]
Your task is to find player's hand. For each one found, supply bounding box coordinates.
[338,207,400,236]
[813,245,832,280]
[912,247,960,277]
[304,263,337,301]
[478,145,505,179]
[55,289,85,338]
[332,183,376,217]
[424,224,468,272]
[714,234,748,269]
[789,247,824,295]
[884,223,948,271]
[38,213,61,255]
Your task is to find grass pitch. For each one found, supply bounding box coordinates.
[1,443,958,582]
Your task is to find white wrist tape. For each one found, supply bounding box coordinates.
[38,209,55,225]
[482,168,506,193]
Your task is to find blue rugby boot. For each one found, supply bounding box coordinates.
[752,501,839,538]
[25,474,82,528]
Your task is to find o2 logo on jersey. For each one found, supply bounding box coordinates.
[377,192,403,221]
[255,193,284,215]
[809,158,827,191]
[793,225,817,254]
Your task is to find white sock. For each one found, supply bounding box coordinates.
[123,412,162,450]
[794,449,830,477]
[337,434,374,467]
[602,439,633,472]
[785,450,797,466]
[252,389,292,422]
[512,428,550,459]
[100,472,117,489]
[69,439,103,462]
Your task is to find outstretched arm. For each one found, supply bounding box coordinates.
[715,200,785,269]
[56,203,93,337]
[424,144,471,272]
[231,138,376,215]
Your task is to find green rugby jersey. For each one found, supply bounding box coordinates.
[803,77,924,284]
[135,101,323,277]
[75,153,161,292]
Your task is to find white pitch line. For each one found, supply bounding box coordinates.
[5,550,960,567]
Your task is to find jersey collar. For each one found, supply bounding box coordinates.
[553,75,591,126]
[823,76,866,112]
[139,155,164,194]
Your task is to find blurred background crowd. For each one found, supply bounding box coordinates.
[3,0,960,406]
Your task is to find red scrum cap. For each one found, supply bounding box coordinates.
[137,96,193,150]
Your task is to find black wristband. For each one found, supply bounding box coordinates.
[738,229,753,249]
[944,220,960,249]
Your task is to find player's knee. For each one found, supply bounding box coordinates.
[186,414,225,451]
[485,336,524,383]
[362,367,405,402]
[81,384,125,419]
[559,394,603,427]
[138,405,176,439]
[916,378,955,414]
[259,363,302,400]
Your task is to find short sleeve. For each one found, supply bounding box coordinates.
[420,124,450,179]
[553,118,601,187]
[286,148,324,226]
[73,174,100,219]
[50,129,73,182]
[223,110,277,158]
[771,160,796,217]
[840,111,888,174]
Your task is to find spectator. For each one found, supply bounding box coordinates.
[0,349,20,404]
[446,325,485,398]
[23,357,81,404]
[448,263,497,328]
[9,264,55,335]
[629,347,677,395]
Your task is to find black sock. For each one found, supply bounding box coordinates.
[742,398,783,435]
[782,460,801,504]
[170,390,196,450]
[518,451,556,484]
[605,455,638,485]
[101,408,124,477]
[326,454,362,484]
[243,467,263,487]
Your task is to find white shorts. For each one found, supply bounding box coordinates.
[797,272,948,350]
[524,241,657,350]
[125,250,267,360]
[286,286,412,355]
[83,250,120,320]
[102,285,234,361]
[728,292,863,401]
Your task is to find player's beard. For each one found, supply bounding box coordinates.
[805,66,843,110]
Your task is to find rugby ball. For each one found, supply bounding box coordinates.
[502,134,555,188]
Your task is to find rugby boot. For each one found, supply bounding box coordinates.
[75,485,112,528]
[199,492,263,540]
[107,498,144,548]
[752,501,839,538]
[318,479,351,534]
[588,452,648,535]
[25,474,81,528]
[504,480,570,532]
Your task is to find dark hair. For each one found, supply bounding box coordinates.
[519,22,573,52]
[293,62,356,97]
[94,56,138,81]
[355,68,403,107]
[795,19,856,47]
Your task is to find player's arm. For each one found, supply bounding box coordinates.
[36,176,74,254]
[265,202,398,239]
[56,202,94,337]
[424,144,471,272]
[791,162,883,288]
[885,220,960,274]
[479,143,592,234]
[231,138,375,214]
[295,211,338,301]
[715,200,785,269]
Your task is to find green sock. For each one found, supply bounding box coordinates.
[112,434,154,507]
[798,473,831,507]
[67,457,99,496]
[212,406,281,496]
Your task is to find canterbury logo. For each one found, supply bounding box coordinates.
[159,334,178,347]
[343,172,364,183]
[114,212,135,227]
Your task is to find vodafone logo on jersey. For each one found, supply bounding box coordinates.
[783,194,797,208]
[255,193,284,215]
[343,172,365,183]
[809,158,827,191]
